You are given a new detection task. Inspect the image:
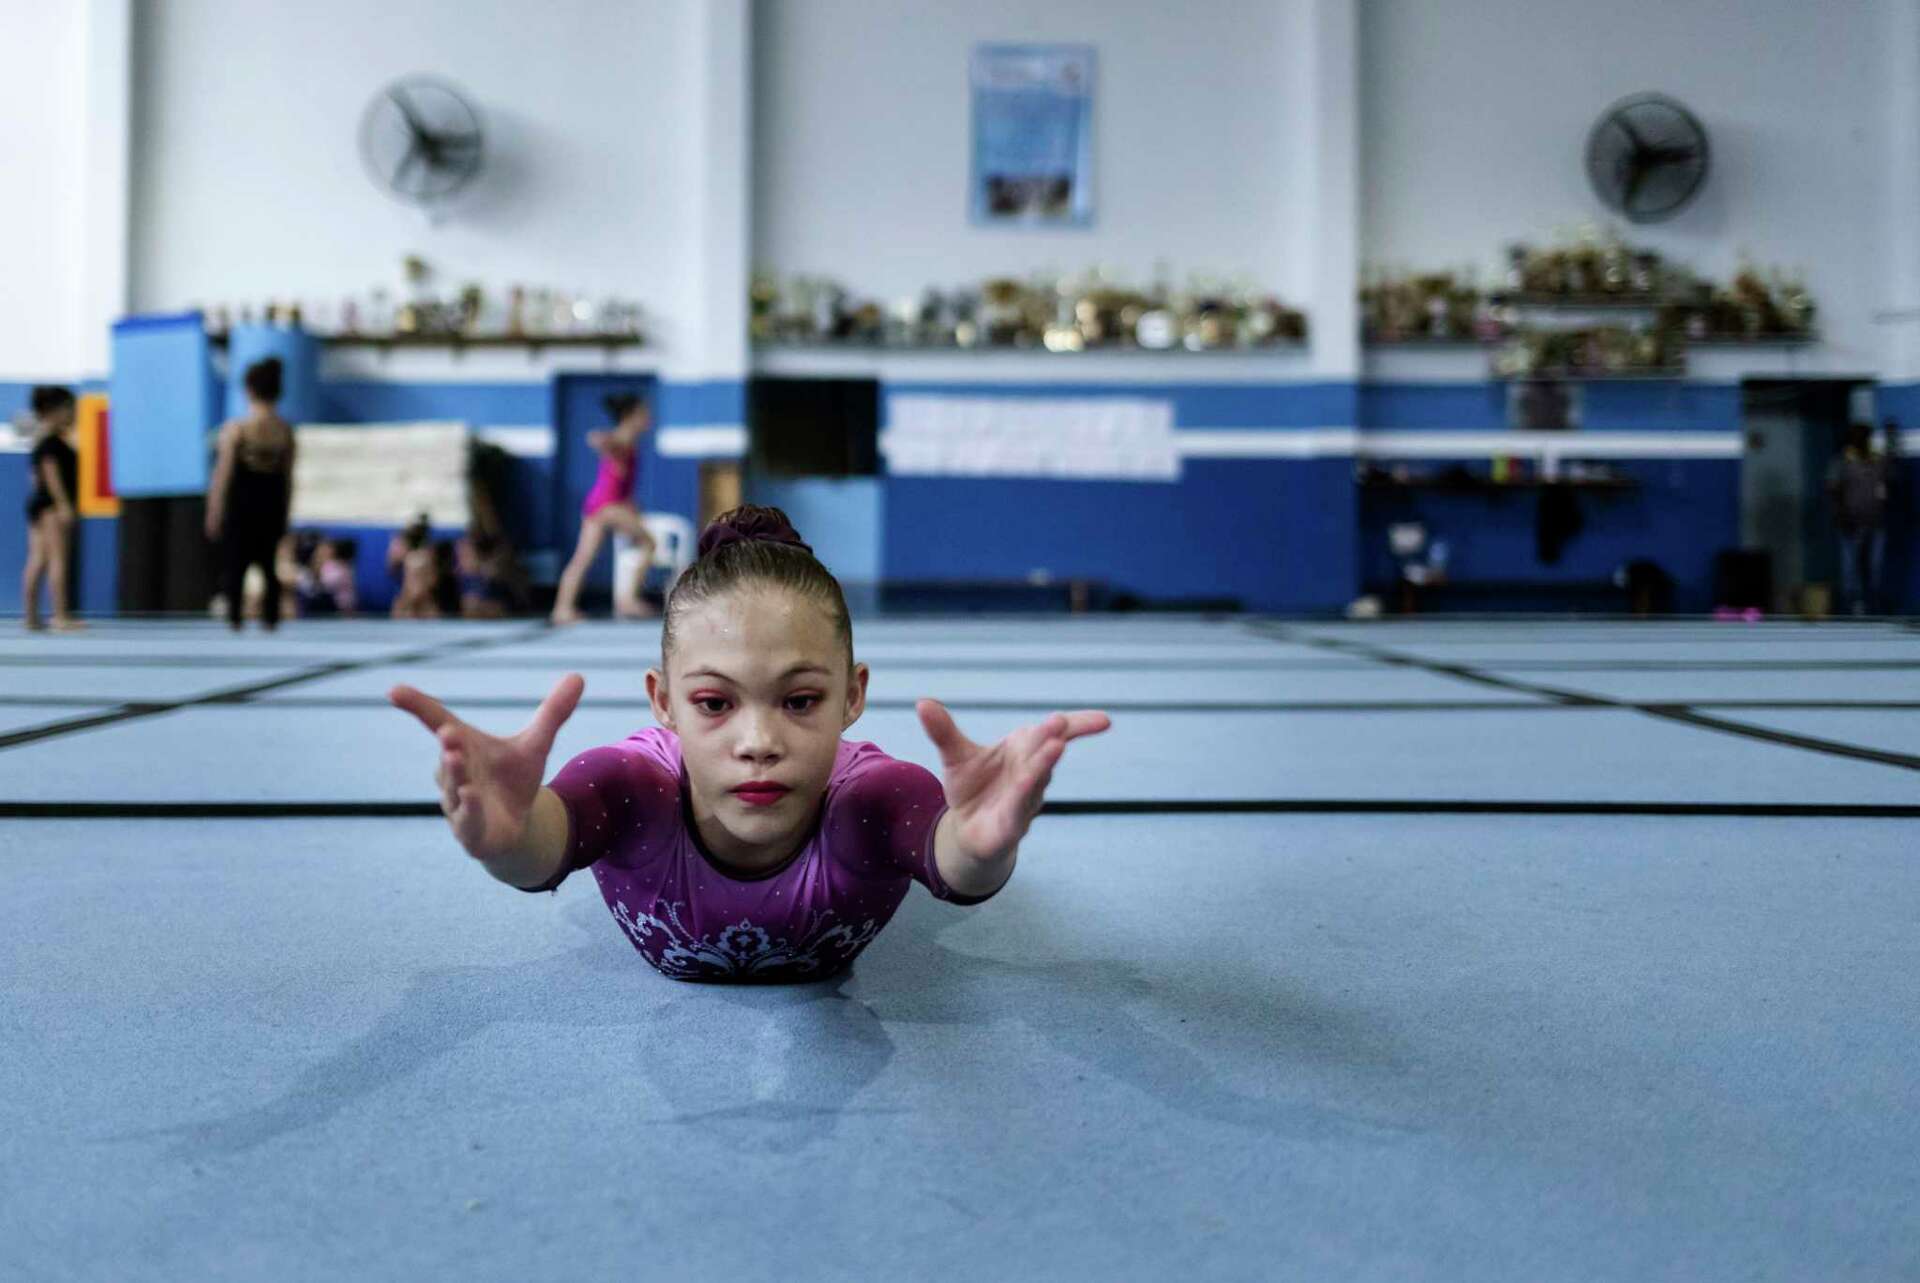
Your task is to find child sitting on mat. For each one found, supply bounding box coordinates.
[391,505,1110,983]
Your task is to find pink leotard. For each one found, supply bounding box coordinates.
[581,447,635,517]
[525,727,999,983]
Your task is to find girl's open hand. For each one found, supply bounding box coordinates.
[389,674,584,863]
[916,699,1111,861]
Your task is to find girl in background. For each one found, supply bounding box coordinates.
[20,386,82,632]
[206,358,296,632]
[550,393,656,625]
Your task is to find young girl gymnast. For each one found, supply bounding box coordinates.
[391,505,1111,983]
[549,393,657,625]
[20,385,83,632]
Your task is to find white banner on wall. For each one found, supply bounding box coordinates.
[883,395,1179,481]
[291,422,472,526]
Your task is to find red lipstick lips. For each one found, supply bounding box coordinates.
[732,781,790,807]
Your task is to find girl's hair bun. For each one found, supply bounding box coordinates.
[696,505,813,559]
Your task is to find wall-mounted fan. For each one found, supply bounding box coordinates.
[1585,92,1709,223]
[359,75,485,210]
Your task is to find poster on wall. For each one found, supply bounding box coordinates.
[969,44,1094,227]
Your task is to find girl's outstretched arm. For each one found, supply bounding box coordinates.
[389,673,585,889]
[204,422,236,540]
[915,699,1111,899]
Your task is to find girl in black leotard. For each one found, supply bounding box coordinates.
[205,359,297,631]
[20,386,82,632]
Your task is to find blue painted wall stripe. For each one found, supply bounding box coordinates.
[1362,381,1743,432]
[316,381,551,426]
[314,378,747,428]
[654,379,747,425]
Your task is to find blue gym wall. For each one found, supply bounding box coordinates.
[6,374,1913,616]
[1357,381,1743,614]
[875,382,1360,612]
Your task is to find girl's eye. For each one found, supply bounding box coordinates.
[695,697,729,715]
[786,694,820,712]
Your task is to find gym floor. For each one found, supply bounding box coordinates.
[3,615,1916,1281]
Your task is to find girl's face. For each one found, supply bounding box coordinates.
[646,587,867,871]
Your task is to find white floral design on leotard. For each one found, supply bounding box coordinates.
[611,899,881,981]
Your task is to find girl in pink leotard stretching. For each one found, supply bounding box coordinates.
[391,505,1111,983]
[551,393,655,624]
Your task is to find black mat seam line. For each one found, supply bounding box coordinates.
[27,695,1913,714]
[0,656,348,669]
[1245,621,1920,773]
[182,697,1569,713]
[1235,627,1919,643]
[0,625,551,753]
[2,800,1916,819]
[7,654,1916,673]
[262,657,1392,673]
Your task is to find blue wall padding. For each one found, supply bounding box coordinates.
[655,379,747,425]
[746,476,882,580]
[0,384,33,421]
[1361,380,1742,432]
[1356,458,1740,613]
[226,325,320,423]
[317,380,549,426]
[75,519,117,614]
[882,457,1358,612]
[109,314,217,497]
[0,453,26,612]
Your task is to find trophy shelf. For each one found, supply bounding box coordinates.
[751,339,1307,355]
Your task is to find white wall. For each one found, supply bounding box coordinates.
[752,0,1307,310]
[11,0,1913,390]
[1881,0,1920,381]
[129,0,729,375]
[0,1,85,381]
[1361,0,1888,374]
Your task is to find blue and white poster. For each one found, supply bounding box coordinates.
[970,44,1094,227]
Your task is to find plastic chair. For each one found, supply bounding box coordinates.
[613,511,696,608]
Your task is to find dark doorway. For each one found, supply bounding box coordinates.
[747,377,879,477]
[1739,379,1870,614]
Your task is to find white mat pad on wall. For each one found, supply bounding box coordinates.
[882,395,1180,481]
[291,422,471,527]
